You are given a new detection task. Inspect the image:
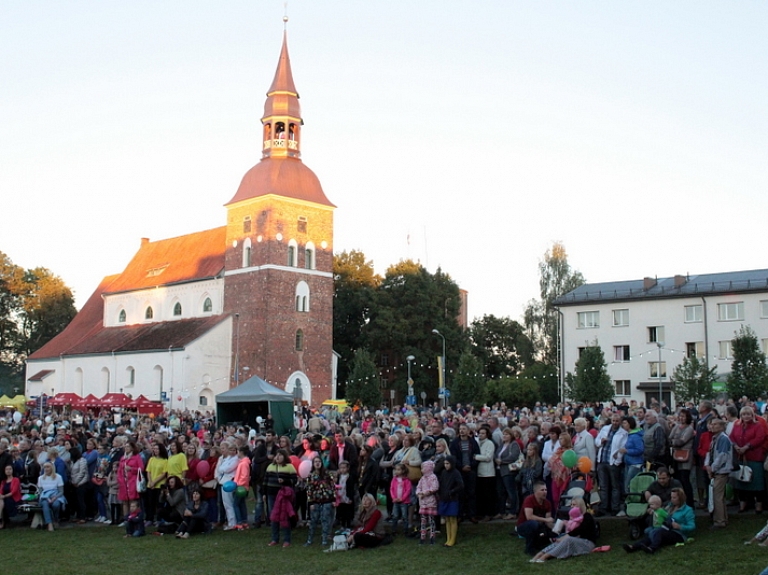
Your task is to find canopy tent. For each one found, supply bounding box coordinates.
[100,393,133,408]
[48,393,83,407]
[9,395,29,410]
[128,395,163,415]
[216,375,294,436]
[72,394,101,410]
[0,395,12,407]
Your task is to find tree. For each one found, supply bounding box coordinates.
[671,355,717,404]
[519,362,559,405]
[19,267,76,356]
[727,325,768,400]
[524,242,585,364]
[452,350,486,405]
[344,348,382,407]
[469,314,534,379]
[484,375,539,407]
[565,344,613,403]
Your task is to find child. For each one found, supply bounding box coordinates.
[124,501,146,537]
[107,461,121,525]
[415,460,439,545]
[334,461,356,528]
[647,495,668,528]
[389,463,412,535]
[745,519,768,546]
[565,504,584,533]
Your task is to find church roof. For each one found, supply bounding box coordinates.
[226,156,335,207]
[263,31,300,119]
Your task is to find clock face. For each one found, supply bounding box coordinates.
[276,233,283,241]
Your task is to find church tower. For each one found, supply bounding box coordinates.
[223,30,335,405]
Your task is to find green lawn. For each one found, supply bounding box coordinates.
[4,514,768,575]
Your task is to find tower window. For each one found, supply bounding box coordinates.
[287,239,298,266]
[145,306,154,320]
[289,123,296,141]
[297,216,307,234]
[305,241,316,270]
[243,216,252,233]
[243,238,252,268]
[173,302,182,316]
[118,309,126,323]
[295,329,304,351]
[295,281,310,312]
[275,121,285,139]
[203,297,212,313]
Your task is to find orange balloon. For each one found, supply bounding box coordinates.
[577,456,592,474]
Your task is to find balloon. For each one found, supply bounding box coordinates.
[298,459,312,479]
[289,455,301,472]
[577,456,592,474]
[45,416,52,424]
[256,416,263,424]
[725,483,734,500]
[196,460,210,477]
[235,486,248,498]
[222,481,237,493]
[149,413,155,419]
[13,412,22,423]
[562,449,578,469]
[377,492,386,506]
[36,420,43,427]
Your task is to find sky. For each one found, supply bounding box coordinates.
[2,1,767,325]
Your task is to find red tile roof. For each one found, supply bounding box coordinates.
[227,157,335,207]
[27,369,55,381]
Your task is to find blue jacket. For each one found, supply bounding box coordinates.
[624,429,645,466]
[667,503,696,540]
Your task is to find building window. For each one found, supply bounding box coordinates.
[295,281,310,312]
[577,311,599,329]
[718,340,733,360]
[126,367,135,387]
[287,240,298,267]
[684,305,703,323]
[297,216,307,234]
[717,302,744,322]
[203,297,212,313]
[761,301,768,318]
[243,216,251,233]
[173,302,182,316]
[295,329,304,351]
[118,309,126,323]
[305,241,315,270]
[577,347,586,358]
[380,354,389,367]
[686,341,704,359]
[615,380,631,396]
[613,345,630,362]
[199,395,208,406]
[763,339,768,354]
[145,306,154,320]
[242,238,252,268]
[648,326,665,343]
[649,362,667,378]
[612,309,629,327]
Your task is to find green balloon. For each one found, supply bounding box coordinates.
[562,449,578,468]
[235,486,248,498]
[725,483,734,500]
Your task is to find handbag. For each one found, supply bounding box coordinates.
[671,448,691,463]
[407,464,422,483]
[730,461,753,483]
[136,468,147,494]
[508,451,525,472]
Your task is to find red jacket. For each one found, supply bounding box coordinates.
[729,420,766,462]
[2,477,21,502]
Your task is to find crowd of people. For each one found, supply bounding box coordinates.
[0,394,765,559]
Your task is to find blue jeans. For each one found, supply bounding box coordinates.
[597,462,623,514]
[307,502,334,544]
[234,491,248,524]
[497,473,519,515]
[517,520,551,555]
[391,502,410,533]
[41,497,65,525]
[252,484,264,524]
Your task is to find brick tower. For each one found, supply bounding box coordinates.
[223,31,335,405]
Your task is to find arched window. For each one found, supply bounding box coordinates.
[275,121,285,139]
[203,297,212,313]
[287,239,298,267]
[126,366,136,386]
[243,216,251,234]
[295,329,304,351]
[118,309,126,323]
[173,302,182,316]
[305,241,315,270]
[145,306,154,320]
[243,237,252,268]
[295,281,310,312]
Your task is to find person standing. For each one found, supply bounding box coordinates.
[594,413,627,516]
[704,418,733,529]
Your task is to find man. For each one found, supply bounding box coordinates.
[694,400,715,508]
[642,410,667,468]
[594,413,627,516]
[449,423,480,522]
[428,421,450,444]
[704,418,732,529]
[643,467,681,504]
[516,481,555,555]
[488,417,503,447]
[328,431,359,476]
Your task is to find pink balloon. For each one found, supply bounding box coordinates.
[289,455,301,472]
[196,459,210,477]
[298,459,312,479]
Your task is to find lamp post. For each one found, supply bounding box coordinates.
[406,355,415,401]
[657,341,665,410]
[432,329,446,408]
[234,313,241,386]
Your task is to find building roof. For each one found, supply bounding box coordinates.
[216,374,293,403]
[263,31,300,119]
[226,156,335,207]
[555,268,768,306]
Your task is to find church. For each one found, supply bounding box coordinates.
[25,31,336,411]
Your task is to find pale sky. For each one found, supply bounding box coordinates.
[2,1,767,324]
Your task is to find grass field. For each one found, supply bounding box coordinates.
[5,513,768,575]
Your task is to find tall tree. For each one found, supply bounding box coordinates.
[566,343,613,403]
[452,350,486,405]
[671,355,717,404]
[19,267,76,356]
[727,325,768,400]
[344,348,382,407]
[524,242,585,364]
[469,314,534,379]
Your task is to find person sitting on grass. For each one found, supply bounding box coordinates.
[516,480,555,556]
[124,500,146,538]
[745,519,768,546]
[529,497,598,563]
[175,488,209,539]
[623,487,694,554]
[347,493,385,549]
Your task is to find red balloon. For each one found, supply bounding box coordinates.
[196,459,210,477]
[289,455,301,472]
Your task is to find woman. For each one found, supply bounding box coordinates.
[519,443,544,500]
[624,487,695,553]
[432,438,450,475]
[530,496,598,562]
[549,434,573,507]
[215,442,239,530]
[668,410,695,506]
[347,493,385,549]
[396,434,422,531]
[378,435,400,518]
[729,406,767,513]
[38,460,66,531]
[175,488,209,538]
[0,464,21,528]
[305,456,335,547]
[167,440,188,485]
[145,443,168,523]
[619,416,644,494]
[358,444,379,499]
[474,426,497,521]
[184,443,200,490]
[69,447,90,523]
[264,448,297,547]
[495,428,522,520]
[200,445,220,526]
[117,440,144,525]
[157,475,186,525]
[438,456,464,546]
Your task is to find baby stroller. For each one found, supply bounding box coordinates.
[557,472,590,518]
[624,471,656,539]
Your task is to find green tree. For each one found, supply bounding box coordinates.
[344,348,382,407]
[452,350,486,405]
[566,344,613,403]
[19,267,76,356]
[671,355,717,404]
[727,325,768,400]
[524,242,585,364]
[519,362,559,405]
[484,375,540,408]
[469,314,534,379]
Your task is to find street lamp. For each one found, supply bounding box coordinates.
[432,329,446,407]
[234,313,241,386]
[406,355,415,398]
[657,341,665,411]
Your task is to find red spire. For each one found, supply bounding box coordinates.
[267,31,298,97]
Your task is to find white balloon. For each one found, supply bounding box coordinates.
[36,420,43,427]
[45,416,52,424]
[256,416,263,424]
[13,412,22,423]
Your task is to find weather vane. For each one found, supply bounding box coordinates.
[283,2,289,29]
